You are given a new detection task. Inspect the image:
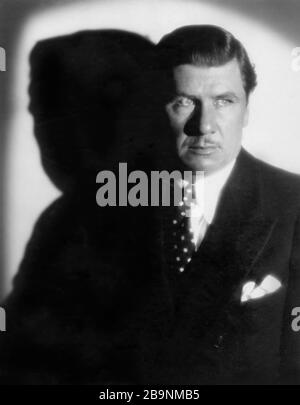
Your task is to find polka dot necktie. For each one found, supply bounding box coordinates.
[170,207,195,273]
[169,184,208,274]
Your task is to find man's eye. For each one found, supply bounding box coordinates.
[173,97,194,107]
[214,98,233,108]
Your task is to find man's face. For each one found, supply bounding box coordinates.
[165,59,249,174]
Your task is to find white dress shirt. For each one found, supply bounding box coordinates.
[181,159,236,249]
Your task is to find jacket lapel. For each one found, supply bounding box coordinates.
[195,149,278,283]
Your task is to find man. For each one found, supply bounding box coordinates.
[1,25,300,385]
[145,24,300,384]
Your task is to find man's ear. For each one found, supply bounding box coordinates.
[243,102,250,128]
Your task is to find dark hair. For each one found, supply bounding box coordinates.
[155,25,257,99]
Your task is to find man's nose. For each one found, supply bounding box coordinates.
[184,103,216,137]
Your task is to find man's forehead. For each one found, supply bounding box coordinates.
[172,59,245,95]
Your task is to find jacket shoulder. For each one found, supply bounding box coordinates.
[246,151,300,202]
[238,150,300,216]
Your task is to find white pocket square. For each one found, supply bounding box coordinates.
[241,275,282,303]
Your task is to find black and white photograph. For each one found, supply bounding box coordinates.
[1,0,300,388]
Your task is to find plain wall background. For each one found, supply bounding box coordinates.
[1,0,300,300]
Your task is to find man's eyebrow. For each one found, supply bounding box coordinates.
[172,91,240,100]
[214,91,239,100]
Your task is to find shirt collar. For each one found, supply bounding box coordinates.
[177,158,237,224]
[201,158,236,223]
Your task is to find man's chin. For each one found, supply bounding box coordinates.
[181,153,222,174]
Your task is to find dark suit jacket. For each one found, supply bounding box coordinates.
[1,149,300,384]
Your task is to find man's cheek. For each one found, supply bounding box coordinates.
[167,114,183,132]
[176,135,185,150]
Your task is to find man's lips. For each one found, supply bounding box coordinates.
[188,144,218,155]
